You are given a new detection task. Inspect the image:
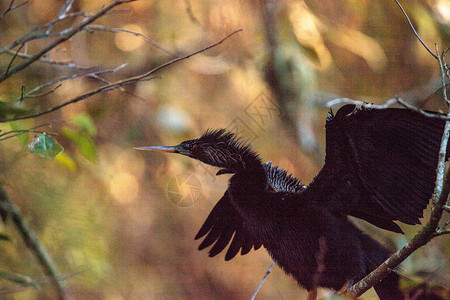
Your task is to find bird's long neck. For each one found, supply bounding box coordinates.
[198,141,263,175]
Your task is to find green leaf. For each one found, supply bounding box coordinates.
[28,134,64,159]
[61,128,97,162]
[71,113,97,136]
[0,232,11,241]
[8,121,30,145]
[0,102,32,121]
[0,271,40,289]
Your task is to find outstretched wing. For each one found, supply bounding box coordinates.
[306,104,448,233]
[195,162,304,260]
[195,190,262,260]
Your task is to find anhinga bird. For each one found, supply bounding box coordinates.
[135,104,449,300]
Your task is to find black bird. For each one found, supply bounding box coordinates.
[135,104,449,299]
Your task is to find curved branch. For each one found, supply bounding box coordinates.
[0,29,243,123]
[394,0,438,59]
[0,0,138,83]
[0,186,70,300]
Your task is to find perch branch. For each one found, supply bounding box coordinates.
[345,2,449,296]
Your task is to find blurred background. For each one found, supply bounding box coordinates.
[0,0,449,299]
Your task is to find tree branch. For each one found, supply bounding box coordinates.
[348,157,450,296]
[84,24,175,56]
[394,0,438,59]
[0,29,243,122]
[0,0,28,21]
[346,10,449,298]
[0,0,137,83]
[327,97,450,120]
[0,186,70,300]
[0,120,62,141]
[443,204,450,213]
[13,64,127,103]
[250,261,275,300]
[4,49,92,70]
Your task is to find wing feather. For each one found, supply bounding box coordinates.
[196,163,303,260]
[306,104,448,232]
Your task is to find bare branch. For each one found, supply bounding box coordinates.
[434,228,450,236]
[14,64,127,103]
[4,43,24,76]
[25,84,62,99]
[0,120,63,141]
[348,167,450,297]
[85,24,175,56]
[443,205,450,213]
[46,0,76,34]
[5,49,92,69]
[0,0,138,83]
[57,0,75,19]
[183,0,201,26]
[0,186,70,300]
[250,261,275,300]
[327,97,450,120]
[394,0,438,59]
[346,4,449,295]
[0,13,91,56]
[0,130,57,141]
[0,29,242,122]
[0,0,28,21]
[436,45,449,106]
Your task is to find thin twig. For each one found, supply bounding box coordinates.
[183,0,201,26]
[0,9,91,56]
[14,64,127,103]
[5,49,92,69]
[434,228,450,236]
[46,0,75,34]
[0,29,243,122]
[348,130,450,296]
[436,45,449,106]
[327,97,450,120]
[346,3,450,296]
[85,24,175,56]
[25,84,62,98]
[443,205,450,213]
[0,120,63,141]
[4,43,24,76]
[444,219,450,228]
[57,0,75,19]
[86,73,146,101]
[0,0,138,83]
[0,130,58,141]
[0,186,70,300]
[347,25,449,300]
[250,261,275,300]
[0,268,85,296]
[0,0,28,21]
[394,0,438,59]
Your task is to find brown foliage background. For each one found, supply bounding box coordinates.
[0,0,448,299]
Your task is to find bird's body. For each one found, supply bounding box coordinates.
[135,104,449,300]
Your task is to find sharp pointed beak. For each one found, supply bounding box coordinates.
[133,145,178,153]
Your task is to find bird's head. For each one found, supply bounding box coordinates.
[134,129,262,174]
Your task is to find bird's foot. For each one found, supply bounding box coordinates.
[336,279,354,294]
